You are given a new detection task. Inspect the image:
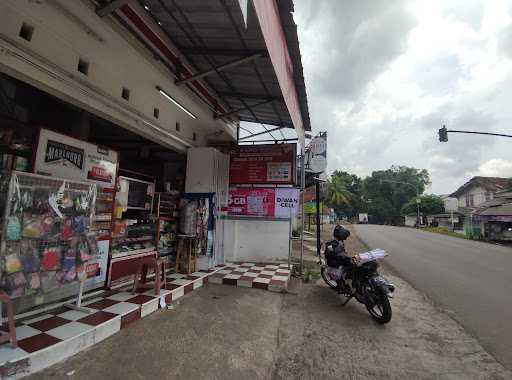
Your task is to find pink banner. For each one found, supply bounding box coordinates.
[253,0,305,146]
[228,188,276,217]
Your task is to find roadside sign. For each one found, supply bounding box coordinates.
[305,132,327,174]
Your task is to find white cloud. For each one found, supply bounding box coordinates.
[294,0,512,194]
[472,159,512,177]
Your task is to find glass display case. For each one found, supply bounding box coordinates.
[108,174,157,287]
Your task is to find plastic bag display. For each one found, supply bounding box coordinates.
[1,173,98,298]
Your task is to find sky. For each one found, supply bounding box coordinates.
[292,0,512,194]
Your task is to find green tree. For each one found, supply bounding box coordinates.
[401,194,444,215]
[326,170,363,218]
[362,166,431,224]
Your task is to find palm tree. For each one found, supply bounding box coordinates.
[327,174,354,210]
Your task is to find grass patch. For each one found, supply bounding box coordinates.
[422,227,470,239]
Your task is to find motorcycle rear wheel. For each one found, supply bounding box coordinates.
[365,294,392,324]
[320,267,338,289]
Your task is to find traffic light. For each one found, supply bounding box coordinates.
[438,125,448,142]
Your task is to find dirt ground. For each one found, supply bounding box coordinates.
[29,227,511,380]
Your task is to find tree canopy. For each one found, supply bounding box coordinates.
[325,165,434,223]
[401,194,444,216]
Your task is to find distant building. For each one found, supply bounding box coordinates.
[449,177,512,210]
[474,189,512,241]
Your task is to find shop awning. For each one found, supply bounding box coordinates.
[97,0,310,145]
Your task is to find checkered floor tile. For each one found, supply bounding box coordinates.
[0,263,290,376]
[208,262,291,292]
[0,266,225,377]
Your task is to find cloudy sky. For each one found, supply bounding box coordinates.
[292,0,512,194]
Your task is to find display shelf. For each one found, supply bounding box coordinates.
[94,214,112,221]
[111,235,153,243]
[111,247,156,259]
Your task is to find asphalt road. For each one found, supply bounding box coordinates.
[354,224,512,371]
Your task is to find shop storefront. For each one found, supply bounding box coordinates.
[223,144,300,263]
[0,73,225,314]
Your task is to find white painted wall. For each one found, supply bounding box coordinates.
[456,186,493,208]
[223,218,290,262]
[404,215,416,227]
[0,0,236,151]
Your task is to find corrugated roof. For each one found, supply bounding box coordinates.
[111,0,310,136]
[450,176,512,198]
[476,203,512,216]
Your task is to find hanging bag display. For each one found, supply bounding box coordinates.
[6,216,21,241]
[41,246,61,271]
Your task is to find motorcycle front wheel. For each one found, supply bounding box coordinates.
[320,267,338,289]
[365,293,392,324]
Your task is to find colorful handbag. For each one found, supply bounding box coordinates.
[5,253,23,274]
[41,246,61,271]
[6,216,21,241]
[72,215,87,234]
[20,246,40,273]
[22,215,43,239]
[62,248,77,271]
[61,218,73,240]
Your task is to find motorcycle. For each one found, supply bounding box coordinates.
[319,245,395,324]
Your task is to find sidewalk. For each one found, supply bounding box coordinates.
[27,228,511,379]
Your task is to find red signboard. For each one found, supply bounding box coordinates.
[229,144,296,185]
[228,188,276,217]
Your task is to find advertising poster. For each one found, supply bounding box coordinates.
[85,240,109,286]
[229,144,296,185]
[228,187,300,218]
[228,188,276,217]
[274,188,300,218]
[34,129,118,188]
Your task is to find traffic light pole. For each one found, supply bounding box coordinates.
[439,125,512,142]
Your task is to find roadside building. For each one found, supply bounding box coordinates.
[474,189,512,241]
[449,176,512,210]
[0,0,309,376]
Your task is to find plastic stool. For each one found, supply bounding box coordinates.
[0,292,17,348]
[132,257,167,296]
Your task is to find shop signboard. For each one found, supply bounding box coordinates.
[304,201,324,214]
[228,187,300,218]
[35,129,118,188]
[274,188,300,218]
[305,132,327,174]
[229,144,296,185]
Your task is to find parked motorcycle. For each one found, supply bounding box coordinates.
[319,246,395,324]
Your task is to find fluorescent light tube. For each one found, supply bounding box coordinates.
[142,120,192,147]
[157,86,197,119]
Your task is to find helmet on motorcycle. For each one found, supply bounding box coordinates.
[333,225,350,241]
